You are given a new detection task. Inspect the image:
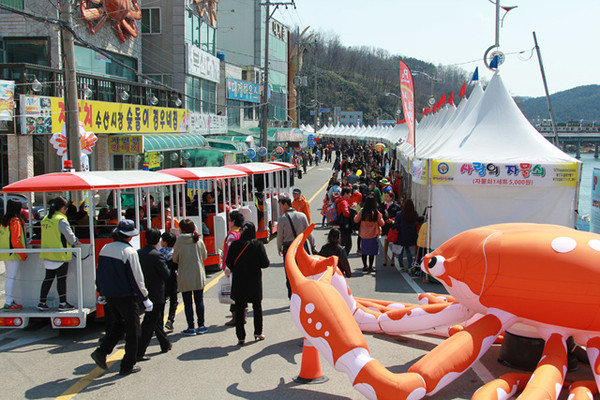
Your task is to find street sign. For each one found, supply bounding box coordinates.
[257,146,268,157]
[319,108,330,113]
[246,148,256,159]
[308,134,315,141]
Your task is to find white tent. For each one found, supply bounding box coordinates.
[406,72,581,248]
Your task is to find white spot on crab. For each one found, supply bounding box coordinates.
[551,237,577,253]
[305,303,315,314]
[589,239,600,252]
[324,331,329,337]
[307,318,312,324]
[315,322,322,330]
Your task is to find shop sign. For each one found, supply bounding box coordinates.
[226,78,260,103]
[20,94,187,135]
[188,112,228,135]
[109,135,143,154]
[186,44,220,83]
[276,128,304,142]
[271,20,287,41]
[430,160,579,187]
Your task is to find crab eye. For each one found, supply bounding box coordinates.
[427,256,446,277]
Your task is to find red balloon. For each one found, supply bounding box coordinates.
[271,156,275,161]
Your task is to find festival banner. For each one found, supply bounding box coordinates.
[50,97,188,134]
[398,60,415,147]
[430,160,579,187]
[21,94,188,134]
[0,80,15,121]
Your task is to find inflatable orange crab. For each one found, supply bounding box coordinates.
[286,223,600,400]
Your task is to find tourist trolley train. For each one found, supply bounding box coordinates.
[0,170,186,329]
[0,162,295,329]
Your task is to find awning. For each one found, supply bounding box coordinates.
[143,134,208,152]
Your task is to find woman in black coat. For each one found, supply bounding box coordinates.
[225,222,270,346]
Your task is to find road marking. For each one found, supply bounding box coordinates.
[308,180,329,205]
[57,172,324,398]
[55,271,224,400]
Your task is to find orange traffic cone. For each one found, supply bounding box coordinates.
[293,338,329,384]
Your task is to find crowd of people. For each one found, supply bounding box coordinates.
[1,138,431,378]
[320,140,428,276]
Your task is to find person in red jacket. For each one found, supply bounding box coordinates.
[335,188,353,254]
[291,188,311,224]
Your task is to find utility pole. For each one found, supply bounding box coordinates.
[533,31,560,147]
[260,1,295,160]
[313,44,318,133]
[60,0,81,171]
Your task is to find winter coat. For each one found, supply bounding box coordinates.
[173,233,207,292]
[392,210,418,247]
[226,239,269,303]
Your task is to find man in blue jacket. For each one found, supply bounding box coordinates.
[91,220,151,376]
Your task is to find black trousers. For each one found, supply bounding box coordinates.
[165,273,178,322]
[138,301,170,357]
[39,262,68,303]
[233,301,262,341]
[97,296,141,372]
[340,228,353,254]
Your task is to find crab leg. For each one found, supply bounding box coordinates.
[472,373,530,400]
[408,312,505,395]
[567,381,598,400]
[517,333,567,400]
[585,336,600,393]
[288,227,500,400]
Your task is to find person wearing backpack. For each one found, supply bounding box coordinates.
[318,228,351,278]
[353,196,384,273]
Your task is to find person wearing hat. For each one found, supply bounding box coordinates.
[291,188,311,224]
[91,219,151,376]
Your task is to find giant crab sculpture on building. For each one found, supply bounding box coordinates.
[192,0,219,27]
[80,0,142,42]
[286,223,600,399]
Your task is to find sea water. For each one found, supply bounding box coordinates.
[572,152,600,231]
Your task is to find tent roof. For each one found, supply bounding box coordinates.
[424,73,578,163]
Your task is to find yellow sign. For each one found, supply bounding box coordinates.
[51,97,187,134]
[147,152,161,169]
[109,135,143,154]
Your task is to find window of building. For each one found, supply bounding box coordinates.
[74,45,136,81]
[146,74,173,87]
[3,38,49,66]
[201,23,215,55]
[0,0,24,11]
[185,11,201,47]
[227,99,240,127]
[244,102,256,121]
[142,8,161,34]
[186,76,216,114]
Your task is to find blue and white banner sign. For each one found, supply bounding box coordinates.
[226,78,261,103]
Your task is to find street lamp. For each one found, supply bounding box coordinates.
[384,92,402,121]
[411,71,440,108]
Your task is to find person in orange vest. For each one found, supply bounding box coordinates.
[291,188,311,224]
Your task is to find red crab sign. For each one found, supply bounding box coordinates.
[80,0,142,42]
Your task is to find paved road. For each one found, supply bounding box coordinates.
[0,161,594,400]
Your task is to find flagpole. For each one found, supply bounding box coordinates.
[533,31,559,147]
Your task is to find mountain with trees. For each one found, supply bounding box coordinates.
[515,85,600,123]
[293,30,598,126]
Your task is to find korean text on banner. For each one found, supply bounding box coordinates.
[398,61,415,147]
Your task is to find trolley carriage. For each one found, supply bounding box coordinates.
[0,170,185,329]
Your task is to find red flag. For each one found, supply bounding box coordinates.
[459,82,466,98]
[398,60,415,147]
[437,93,447,109]
[448,91,454,106]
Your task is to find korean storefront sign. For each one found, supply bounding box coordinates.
[186,44,220,83]
[20,94,187,135]
[226,78,260,103]
[188,112,227,135]
[430,160,579,187]
[108,135,143,154]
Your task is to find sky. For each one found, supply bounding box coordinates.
[274,0,600,98]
